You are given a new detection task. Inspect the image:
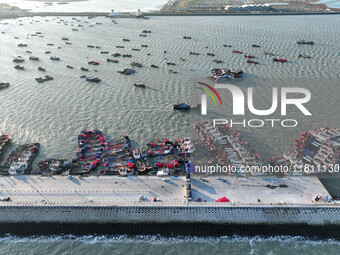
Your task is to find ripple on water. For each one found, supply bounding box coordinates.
[0,15,339,163]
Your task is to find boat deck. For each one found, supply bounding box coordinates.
[0,176,334,207]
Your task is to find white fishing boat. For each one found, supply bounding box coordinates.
[133,148,141,159]
[134,81,145,88]
[8,163,26,175]
[157,168,169,177]
[179,137,195,154]
[119,167,128,176]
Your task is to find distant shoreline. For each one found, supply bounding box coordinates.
[1,11,340,20]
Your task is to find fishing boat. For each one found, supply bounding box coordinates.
[213,59,223,63]
[247,60,259,64]
[151,65,159,68]
[35,77,44,83]
[13,58,24,63]
[233,50,243,54]
[135,159,146,172]
[134,82,146,88]
[154,162,165,168]
[85,77,101,83]
[298,54,312,59]
[296,40,315,45]
[107,59,118,63]
[131,62,142,67]
[173,102,190,110]
[119,167,134,176]
[210,68,243,82]
[29,56,39,61]
[169,69,177,74]
[140,148,152,170]
[2,143,40,175]
[0,133,11,156]
[50,56,60,61]
[133,148,141,159]
[157,168,169,177]
[36,75,53,83]
[8,163,26,175]
[117,68,135,75]
[175,137,195,154]
[273,58,287,62]
[88,61,99,65]
[0,83,10,90]
[37,159,69,175]
[14,65,24,70]
[147,139,173,156]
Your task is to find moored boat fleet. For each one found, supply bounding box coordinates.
[194,122,264,176]
[0,129,193,177]
[0,125,338,177]
[1,143,39,175]
[281,127,340,175]
[193,122,339,176]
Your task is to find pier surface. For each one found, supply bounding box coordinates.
[0,175,333,206]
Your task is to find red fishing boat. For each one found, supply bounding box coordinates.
[233,50,243,54]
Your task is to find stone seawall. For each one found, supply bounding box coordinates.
[1,205,339,225]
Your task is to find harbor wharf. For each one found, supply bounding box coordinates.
[0,175,339,225]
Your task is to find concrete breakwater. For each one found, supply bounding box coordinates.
[0,204,340,225]
[0,175,339,226]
